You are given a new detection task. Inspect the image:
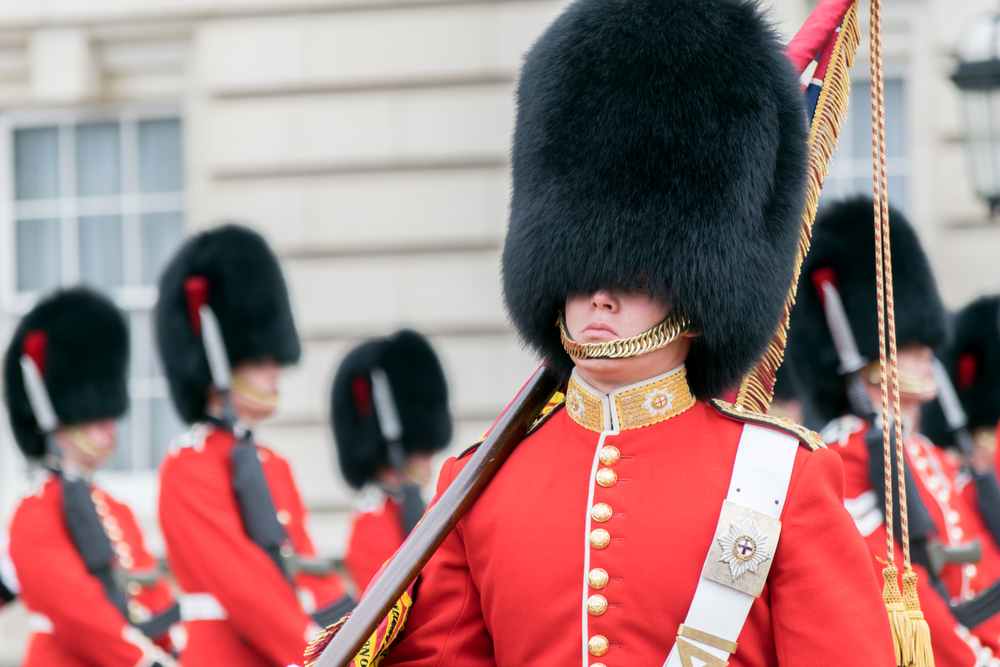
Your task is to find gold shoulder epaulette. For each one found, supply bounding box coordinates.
[711,399,826,452]
[457,390,566,461]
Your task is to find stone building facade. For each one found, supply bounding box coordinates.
[0,0,992,660]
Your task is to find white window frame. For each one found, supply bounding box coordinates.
[824,66,910,212]
[0,102,185,473]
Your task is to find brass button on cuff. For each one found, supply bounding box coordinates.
[599,446,620,467]
[591,503,613,522]
[587,594,608,616]
[588,635,610,657]
[590,529,611,549]
[588,568,609,589]
[596,468,617,487]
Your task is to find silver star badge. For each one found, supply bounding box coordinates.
[717,515,771,581]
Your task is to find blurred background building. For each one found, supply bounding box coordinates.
[0,0,992,660]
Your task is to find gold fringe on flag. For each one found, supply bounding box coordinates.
[735,1,861,412]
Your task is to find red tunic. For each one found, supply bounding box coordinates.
[823,415,1000,659]
[158,423,347,667]
[344,486,405,594]
[382,369,894,667]
[9,471,177,667]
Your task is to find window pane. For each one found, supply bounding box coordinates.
[138,119,182,193]
[150,397,184,467]
[14,127,59,201]
[884,80,906,159]
[141,211,184,285]
[76,122,121,197]
[16,218,60,291]
[79,215,124,289]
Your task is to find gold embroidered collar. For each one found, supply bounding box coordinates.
[564,366,695,433]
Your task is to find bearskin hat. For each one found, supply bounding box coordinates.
[3,288,129,458]
[922,296,1000,446]
[501,0,808,397]
[155,224,300,423]
[787,198,947,424]
[331,330,451,489]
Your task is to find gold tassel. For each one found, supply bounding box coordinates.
[882,564,913,666]
[903,570,935,667]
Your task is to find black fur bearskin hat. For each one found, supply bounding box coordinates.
[4,288,129,458]
[331,330,452,489]
[155,224,301,423]
[501,0,808,397]
[922,296,1000,446]
[788,197,947,424]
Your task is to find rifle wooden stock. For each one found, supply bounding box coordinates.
[314,363,562,667]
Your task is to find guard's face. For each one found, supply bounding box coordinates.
[56,418,117,470]
[564,288,691,392]
[896,343,937,405]
[231,357,282,424]
[564,288,669,344]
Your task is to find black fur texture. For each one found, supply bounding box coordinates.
[501,0,808,398]
[922,296,1000,446]
[155,224,301,423]
[331,330,452,489]
[3,288,129,458]
[772,360,799,403]
[788,198,947,424]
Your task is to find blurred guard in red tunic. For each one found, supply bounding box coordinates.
[154,225,353,667]
[788,199,1000,664]
[4,289,179,667]
[340,0,898,665]
[921,296,1000,474]
[331,330,452,594]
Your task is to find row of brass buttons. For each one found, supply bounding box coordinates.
[589,446,620,657]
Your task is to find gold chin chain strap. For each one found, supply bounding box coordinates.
[230,375,280,409]
[64,426,106,458]
[870,0,932,664]
[863,361,937,396]
[558,309,690,360]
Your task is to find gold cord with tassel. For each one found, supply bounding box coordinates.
[870,0,932,662]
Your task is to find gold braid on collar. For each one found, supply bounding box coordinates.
[558,309,690,360]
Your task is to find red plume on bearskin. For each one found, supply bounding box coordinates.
[183,276,209,335]
[22,330,48,377]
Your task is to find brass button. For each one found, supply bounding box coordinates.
[596,468,617,487]
[587,594,608,616]
[592,664,606,667]
[590,528,610,549]
[94,501,110,517]
[591,503,613,523]
[276,509,291,525]
[588,568,609,589]
[119,553,135,569]
[599,446,620,467]
[127,581,142,595]
[588,635,609,657]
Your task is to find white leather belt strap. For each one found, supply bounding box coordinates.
[180,592,228,621]
[663,424,800,667]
